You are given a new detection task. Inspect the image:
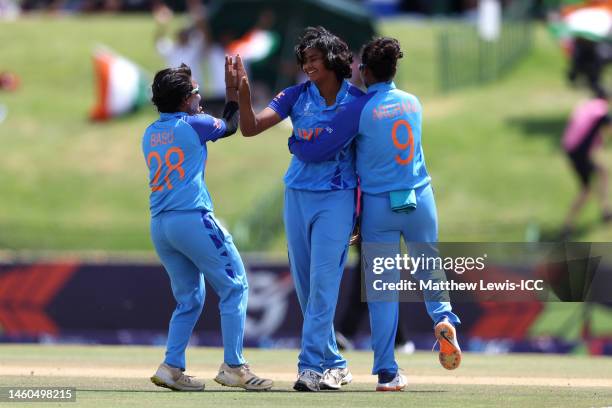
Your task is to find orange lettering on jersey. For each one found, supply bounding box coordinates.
[150,131,174,147]
[299,128,314,141]
[147,151,164,192]
[163,147,185,190]
[391,119,414,166]
[146,146,185,192]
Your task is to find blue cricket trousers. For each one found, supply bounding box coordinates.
[284,188,355,374]
[361,184,460,375]
[150,210,248,370]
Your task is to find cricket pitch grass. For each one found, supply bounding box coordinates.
[0,344,611,407]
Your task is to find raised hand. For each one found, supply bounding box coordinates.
[153,3,173,25]
[234,54,248,81]
[234,55,251,102]
[225,55,239,90]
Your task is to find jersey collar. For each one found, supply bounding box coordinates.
[367,81,396,94]
[159,112,189,120]
[308,79,349,110]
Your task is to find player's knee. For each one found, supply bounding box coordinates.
[175,295,205,317]
[219,279,248,303]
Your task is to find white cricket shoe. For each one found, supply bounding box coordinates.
[320,367,353,390]
[214,363,273,391]
[293,369,323,392]
[150,363,204,391]
[376,372,407,392]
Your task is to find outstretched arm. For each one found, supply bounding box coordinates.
[288,92,375,162]
[221,55,240,136]
[153,3,172,43]
[235,55,283,136]
[185,55,241,141]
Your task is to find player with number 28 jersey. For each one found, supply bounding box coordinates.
[143,63,272,392]
[143,112,225,216]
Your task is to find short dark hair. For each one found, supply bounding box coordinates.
[361,37,403,82]
[151,64,194,113]
[294,26,353,81]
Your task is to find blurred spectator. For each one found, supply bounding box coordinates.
[561,93,612,239]
[0,71,20,91]
[153,0,225,112]
[0,0,19,19]
[154,1,205,85]
[226,9,280,107]
[568,38,611,98]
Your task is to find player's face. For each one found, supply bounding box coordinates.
[183,80,201,115]
[302,48,332,83]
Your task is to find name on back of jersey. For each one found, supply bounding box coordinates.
[372,101,420,120]
[150,130,175,147]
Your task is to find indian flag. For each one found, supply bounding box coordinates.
[90,47,151,121]
[550,6,612,42]
[227,29,279,63]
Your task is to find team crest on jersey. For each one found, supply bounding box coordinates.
[213,118,222,129]
[302,101,313,116]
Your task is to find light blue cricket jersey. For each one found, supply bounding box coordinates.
[142,112,227,217]
[288,81,431,194]
[268,79,364,191]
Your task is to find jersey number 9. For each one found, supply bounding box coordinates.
[392,119,414,166]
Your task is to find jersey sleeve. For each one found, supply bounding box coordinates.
[267,83,306,120]
[288,92,375,162]
[184,114,228,144]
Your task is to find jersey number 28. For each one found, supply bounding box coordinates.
[147,147,185,192]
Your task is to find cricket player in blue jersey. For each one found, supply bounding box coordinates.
[143,62,272,392]
[236,27,362,391]
[289,38,462,391]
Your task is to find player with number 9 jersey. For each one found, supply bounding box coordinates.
[289,38,462,390]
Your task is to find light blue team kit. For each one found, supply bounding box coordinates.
[142,112,248,370]
[268,79,363,374]
[290,81,461,375]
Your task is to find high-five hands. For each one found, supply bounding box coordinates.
[233,55,251,102]
[225,55,240,91]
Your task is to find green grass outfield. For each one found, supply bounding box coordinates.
[2,16,612,251]
[0,344,611,407]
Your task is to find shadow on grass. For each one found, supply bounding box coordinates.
[538,220,600,242]
[506,115,567,147]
